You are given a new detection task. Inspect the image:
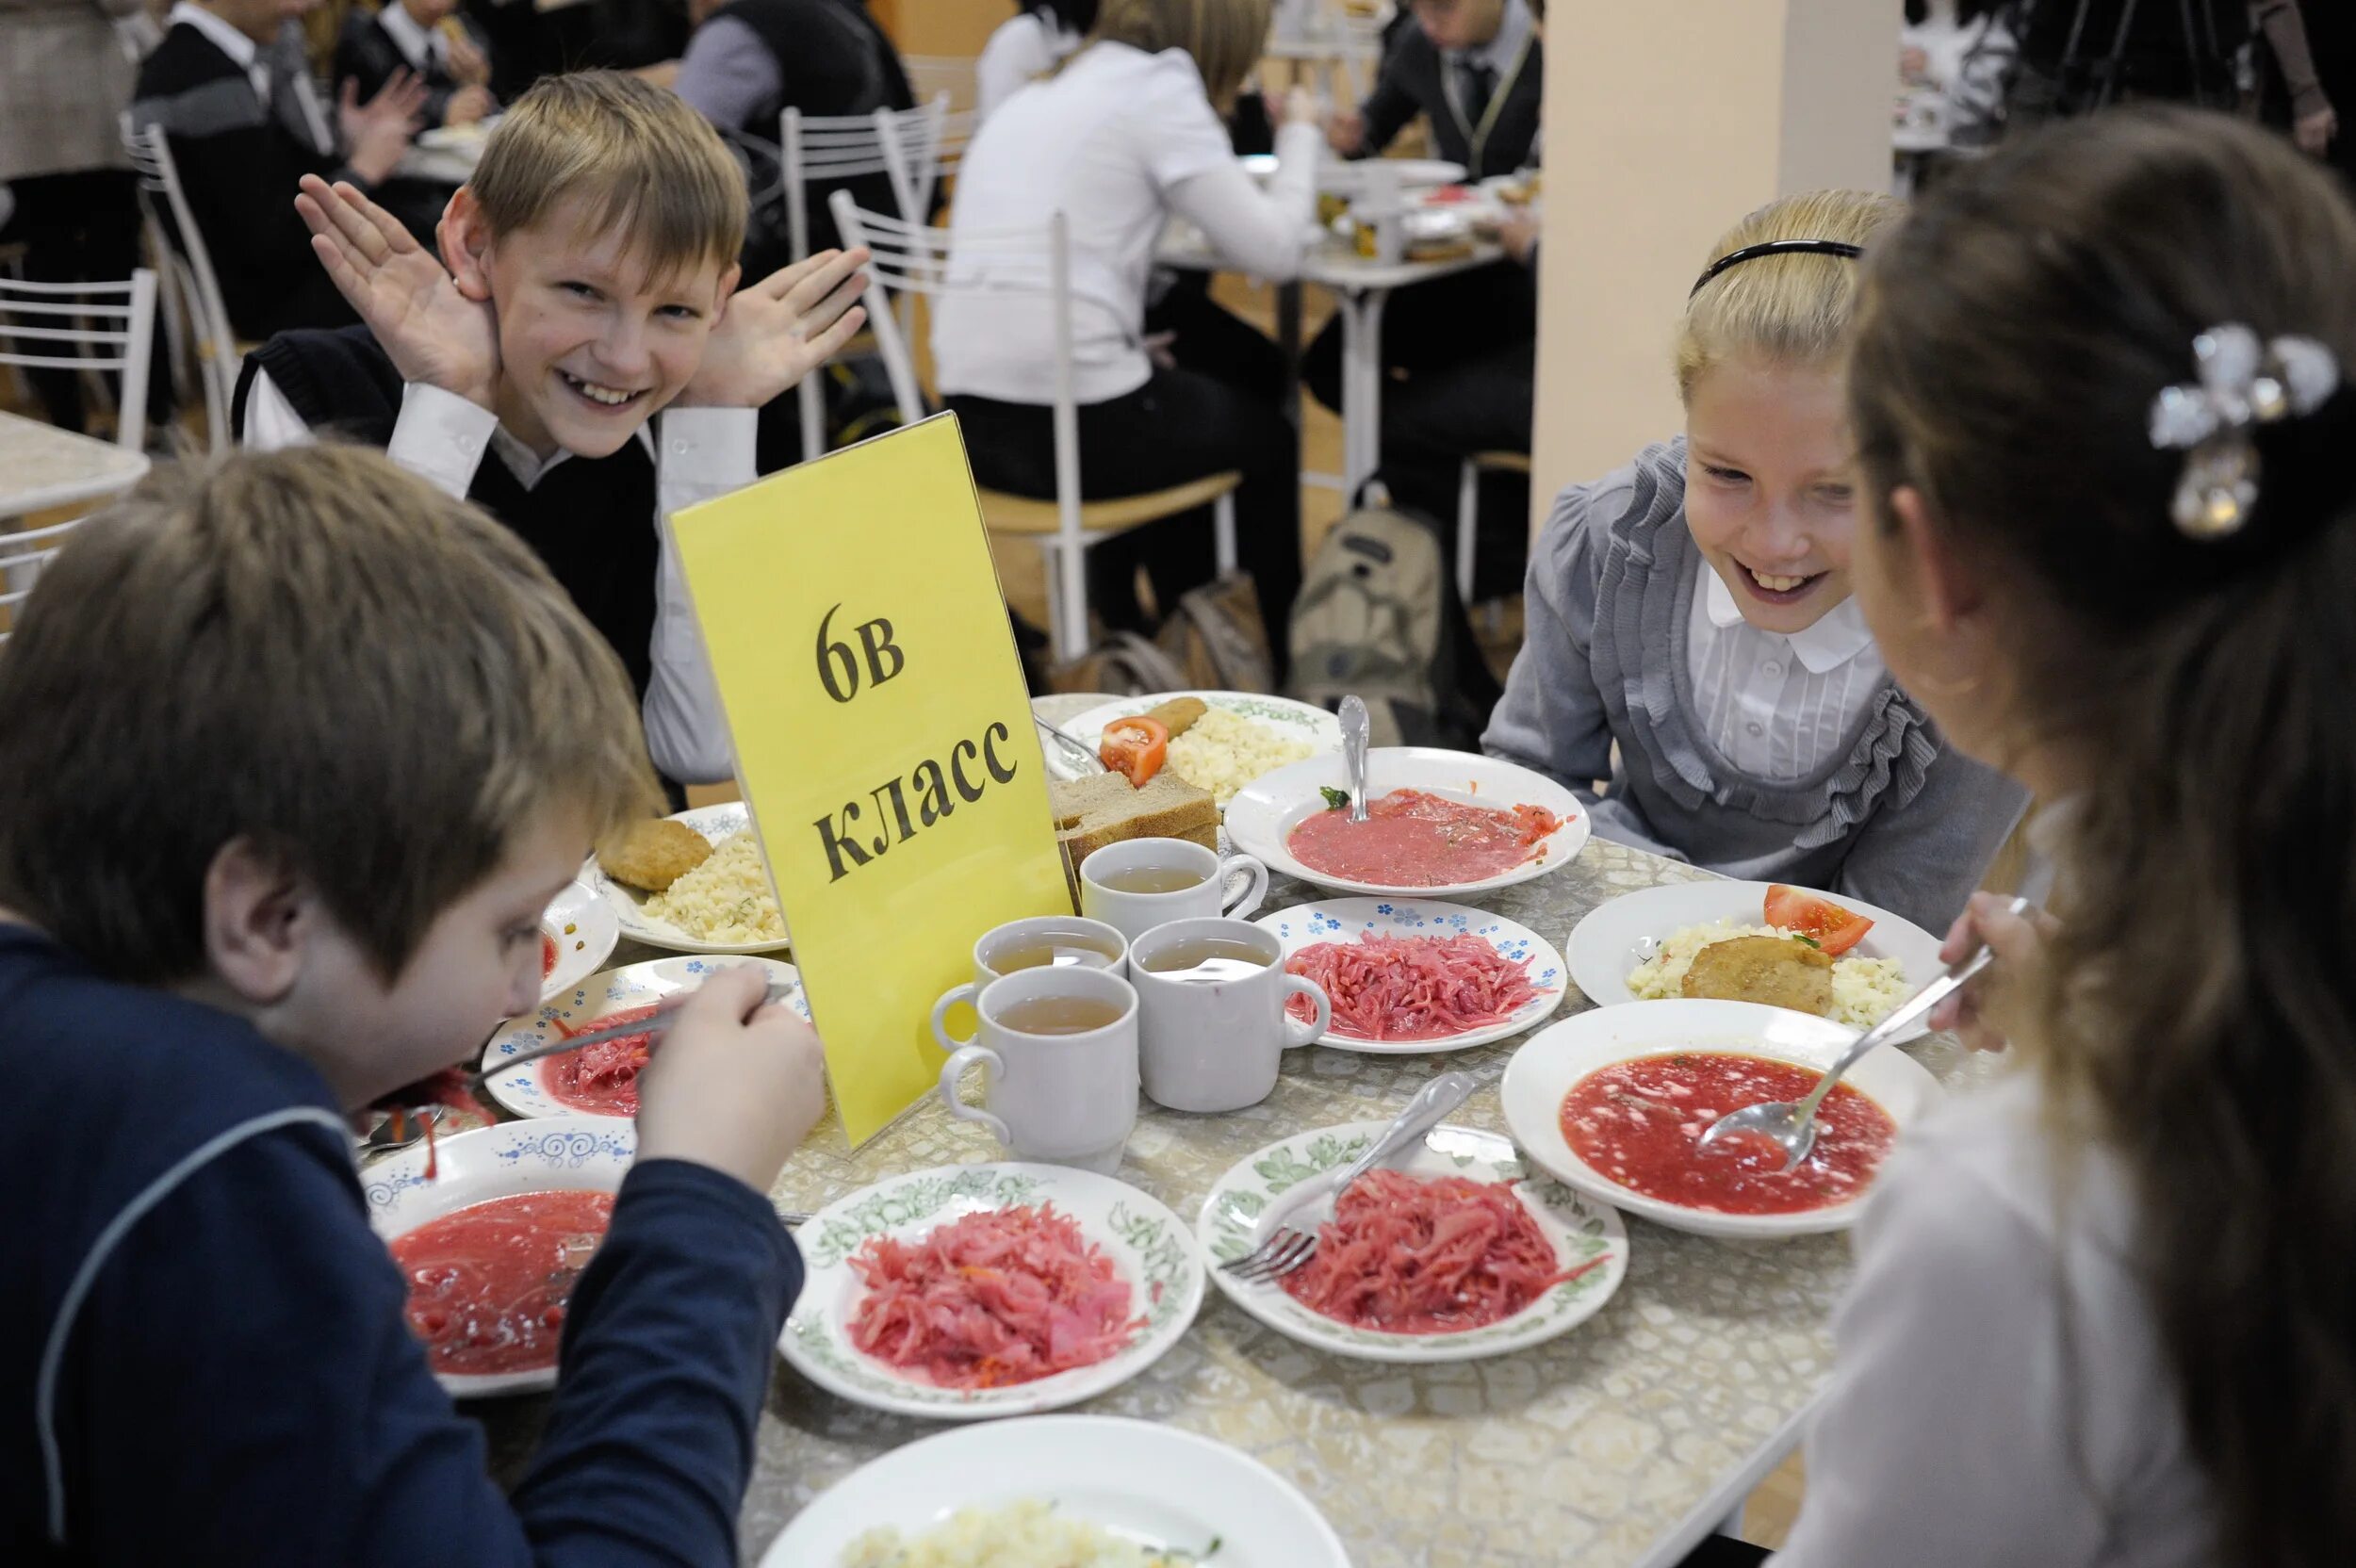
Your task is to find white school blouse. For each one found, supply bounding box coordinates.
[1684,560,1885,783]
[932,41,1319,407]
[1771,1071,2214,1567]
[973,11,1082,122]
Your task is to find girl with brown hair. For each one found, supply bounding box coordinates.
[1776,105,2356,1563]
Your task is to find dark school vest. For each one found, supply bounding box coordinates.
[233,326,661,700]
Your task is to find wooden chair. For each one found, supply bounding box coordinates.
[829,189,1240,664]
[0,270,159,452]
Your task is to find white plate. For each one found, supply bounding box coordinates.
[1319,156,1466,195]
[1253,898,1565,1054]
[538,879,618,1004]
[1498,1000,1945,1239]
[363,1116,636,1399]
[580,802,792,956]
[1564,880,1944,1042]
[758,1415,1350,1568]
[1197,1121,1627,1364]
[1224,746,1590,898]
[778,1163,1203,1420]
[1043,690,1345,791]
[482,956,808,1121]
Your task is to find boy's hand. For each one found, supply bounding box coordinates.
[294,175,499,410]
[1325,105,1366,155]
[678,248,872,409]
[635,965,828,1194]
[444,85,496,128]
[339,72,429,186]
[1928,890,2056,1054]
[446,30,492,90]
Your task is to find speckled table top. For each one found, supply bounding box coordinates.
[0,411,147,517]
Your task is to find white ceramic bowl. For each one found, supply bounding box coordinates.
[538,878,618,1004]
[1223,745,1590,898]
[1041,690,1344,792]
[363,1117,636,1398]
[1564,880,1945,1041]
[1253,897,1565,1054]
[1499,1000,1944,1239]
[758,1415,1350,1568]
[580,802,793,956]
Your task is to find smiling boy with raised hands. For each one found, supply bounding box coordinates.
[234,70,870,789]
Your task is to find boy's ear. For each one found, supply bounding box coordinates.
[714,262,742,311]
[441,186,496,303]
[1889,483,1982,632]
[202,838,312,1005]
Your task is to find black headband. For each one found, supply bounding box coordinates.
[1690,238,1864,298]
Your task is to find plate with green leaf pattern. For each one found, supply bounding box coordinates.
[779,1163,1204,1419]
[1197,1120,1628,1364]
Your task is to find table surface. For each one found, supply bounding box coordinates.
[1161,226,1504,294]
[477,694,2000,1567]
[0,411,149,519]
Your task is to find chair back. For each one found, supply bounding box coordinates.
[124,121,238,452]
[0,515,92,646]
[0,271,159,451]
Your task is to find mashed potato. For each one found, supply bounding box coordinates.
[639,831,787,944]
[1164,708,1316,806]
[842,1499,1198,1568]
[1628,921,1903,1028]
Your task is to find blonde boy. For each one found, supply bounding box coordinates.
[0,447,826,1562]
[236,71,869,787]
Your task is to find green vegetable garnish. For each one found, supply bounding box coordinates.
[1792,933,1822,950]
[1320,786,1350,811]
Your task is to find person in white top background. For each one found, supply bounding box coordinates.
[975,0,1098,122]
[935,0,1323,673]
[1774,104,2356,1565]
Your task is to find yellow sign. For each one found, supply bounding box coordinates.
[668,416,1070,1144]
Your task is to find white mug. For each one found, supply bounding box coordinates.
[934,965,1138,1174]
[1127,917,1330,1114]
[929,915,1130,1053]
[1079,838,1268,945]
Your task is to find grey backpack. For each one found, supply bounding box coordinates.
[1284,503,1501,747]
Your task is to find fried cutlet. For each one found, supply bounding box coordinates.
[1679,934,1836,1016]
[596,818,712,893]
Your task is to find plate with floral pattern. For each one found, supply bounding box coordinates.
[779,1163,1204,1420]
[1198,1120,1628,1364]
[1253,898,1566,1054]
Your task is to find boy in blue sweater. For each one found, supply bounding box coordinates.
[0,446,828,1565]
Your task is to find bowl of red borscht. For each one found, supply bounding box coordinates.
[1499,1001,1944,1238]
[364,1116,636,1397]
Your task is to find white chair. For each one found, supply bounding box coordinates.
[903,55,978,115]
[0,515,91,646]
[830,189,1239,664]
[0,270,159,452]
[779,97,957,458]
[1454,449,1530,607]
[123,121,242,454]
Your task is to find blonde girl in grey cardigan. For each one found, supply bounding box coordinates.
[1483,190,2025,929]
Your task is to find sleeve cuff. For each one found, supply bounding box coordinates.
[658,406,761,495]
[385,383,498,500]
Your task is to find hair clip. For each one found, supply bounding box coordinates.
[2149,325,2341,539]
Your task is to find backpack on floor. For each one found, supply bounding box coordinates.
[1284,501,1501,748]
[1049,571,1276,695]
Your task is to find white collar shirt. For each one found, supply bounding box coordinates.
[1684,558,1885,782]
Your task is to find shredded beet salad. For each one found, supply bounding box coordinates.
[1279,1170,1576,1334]
[846,1204,1143,1389]
[1285,931,1546,1039]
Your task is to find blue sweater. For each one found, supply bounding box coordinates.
[2,923,802,1565]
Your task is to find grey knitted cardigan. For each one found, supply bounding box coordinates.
[1482,441,2027,930]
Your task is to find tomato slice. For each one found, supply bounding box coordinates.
[1098,716,1170,787]
[1763,884,1874,957]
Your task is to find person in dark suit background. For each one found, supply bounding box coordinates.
[335,0,498,130]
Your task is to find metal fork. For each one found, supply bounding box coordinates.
[472,978,797,1086]
[1222,1070,1477,1283]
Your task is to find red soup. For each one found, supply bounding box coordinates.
[1558,1052,1897,1215]
[391,1190,615,1376]
[1286,788,1564,887]
[540,1003,661,1117]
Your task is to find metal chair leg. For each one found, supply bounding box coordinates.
[1456,458,1480,606]
[1213,491,1237,575]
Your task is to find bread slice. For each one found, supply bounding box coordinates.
[1048,772,1219,907]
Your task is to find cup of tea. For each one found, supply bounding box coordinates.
[929,915,1129,1054]
[1079,838,1268,944]
[1126,917,1329,1113]
[933,965,1139,1173]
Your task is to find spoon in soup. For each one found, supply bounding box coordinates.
[1338,694,1370,823]
[1694,896,2030,1172]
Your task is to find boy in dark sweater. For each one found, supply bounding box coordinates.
[335,0,500,131]
[0,445,829,1565]
[131,0,430,339]
[235,71,870,787]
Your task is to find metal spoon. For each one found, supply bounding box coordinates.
[1338,694,1371,823]
[1695,896,2031,1171]
[1034,714,1107,775]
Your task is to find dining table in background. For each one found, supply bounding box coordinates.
[459,692,2004,1568]
[0,409,149,522]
